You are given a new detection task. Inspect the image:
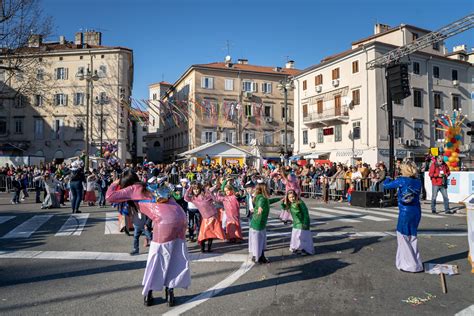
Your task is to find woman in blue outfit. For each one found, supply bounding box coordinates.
[383,161,423,273]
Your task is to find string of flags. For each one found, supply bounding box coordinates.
[125,97,277,129]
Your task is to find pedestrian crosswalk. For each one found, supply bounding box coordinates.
[0,205,450,240]
[55,213,90,236]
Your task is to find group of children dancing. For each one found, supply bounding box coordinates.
[105,168,315,307]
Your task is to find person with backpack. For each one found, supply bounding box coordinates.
[429,155,451,214]
[383,161,423,273]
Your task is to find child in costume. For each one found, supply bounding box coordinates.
[184,182,225,252]
[211,184,242,243]
[106,170,190,307]
[383,161,423,273]
[281,190,314,255]
[249,182,281,264]
[273,168,301,224]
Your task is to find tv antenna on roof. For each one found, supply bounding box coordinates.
[222,40,234,56]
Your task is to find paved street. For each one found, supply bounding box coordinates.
[0,195,472,315]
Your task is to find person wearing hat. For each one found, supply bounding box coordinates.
[244,181,255,218]
[106,170,190,307]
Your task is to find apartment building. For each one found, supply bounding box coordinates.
[146,81,172,162]
[129,109,148,164]
[0,31,134,162]
[293,23,473,167]
[152,58,300,162]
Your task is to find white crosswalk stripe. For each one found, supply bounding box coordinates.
[307,210,361,223]
[1,215,53,239]
[104,212,121,234]
[336,206,399,219]
[313,207,390,222]
[55,213,90,236]
[0,216,15,225]
[338,206,445,219]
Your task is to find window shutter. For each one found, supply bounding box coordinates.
[201,132,206,143]
[201,77,205,88]
[242,82,245,91]
[261,83,265,93]
[209,78,214,89]
[252,82,257,92]
[212,132,217,142]
[65,68,69,80]
[268,83,272,94]
[64,94,68,106]
[54,68,58,80]
[220,131,225,141]
[231,132,236,144]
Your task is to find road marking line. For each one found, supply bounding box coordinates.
[104,212,120,234]
[0,250,249,262]
[349,206,444,219]
[55,213,90,236]
[455,305,474,316]
[265,231,466,237]
[0,216,15,225]
[313,207,390,222]
[308,210,361,223]
[1,215,52,239]
[164,260,254,316]
[336,206,399,219]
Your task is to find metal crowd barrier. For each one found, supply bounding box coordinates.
[268,177,392,201]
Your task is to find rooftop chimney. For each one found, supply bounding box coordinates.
[374,23,391,34]
[83,31,102,46]
[59,35,66,45]
[453,44,467,53]
[75,32,83,45]
[27,34,42,48]
[285,60,295,69]
[237,58,248,65]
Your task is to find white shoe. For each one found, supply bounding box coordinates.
[11,201,15,205]
[20,198,25,201]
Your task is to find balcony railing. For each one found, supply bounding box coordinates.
[303,105,349,127]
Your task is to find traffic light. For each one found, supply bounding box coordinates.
[467,121,473,136]
[387,63,411,101]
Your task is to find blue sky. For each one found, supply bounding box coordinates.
[42,0,473,100]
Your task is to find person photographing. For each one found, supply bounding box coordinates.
[429,155,451,214]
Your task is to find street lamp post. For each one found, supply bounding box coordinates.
[77,59,99,169]
[95,94,109,158]
[277,77,294,166]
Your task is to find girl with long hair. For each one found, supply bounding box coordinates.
[211,184,242,243]
[281,190,314,255]
[249,182,281,264]
[184,182,225,252]
[106,170,190,307]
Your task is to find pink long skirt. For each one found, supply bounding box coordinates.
[279,209,292,222]
[198,216,225,243]
[289,228,314,254]
[141,239,191,295]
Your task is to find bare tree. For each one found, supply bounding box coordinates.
[0,0,52,101]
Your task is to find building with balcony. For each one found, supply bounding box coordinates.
[152,58,300,163]
[293,23,473,167]
[0,31,134,163]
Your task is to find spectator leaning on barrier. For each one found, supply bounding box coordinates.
[429,155,452,214]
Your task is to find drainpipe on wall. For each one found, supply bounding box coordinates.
[426,56,433,150]
[363,44,370,150]
[294,78,300,154]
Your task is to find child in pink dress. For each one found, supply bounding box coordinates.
[184,182,225,252]
[211,184,243,243]
[106,170,190,307]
